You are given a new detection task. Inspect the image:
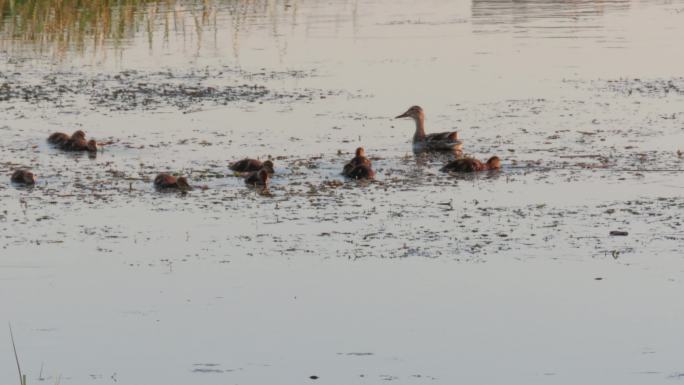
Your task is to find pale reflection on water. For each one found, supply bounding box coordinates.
[472,0,630,23]
[0,0,639,59]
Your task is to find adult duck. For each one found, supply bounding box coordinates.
[154,173,191,190]
[11,170,36,185]
[342,147,375,180]
[395,106,463,152]
[441,156,501,173]
[230,159,274,174]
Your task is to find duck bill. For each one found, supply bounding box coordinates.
[395,111,410,119]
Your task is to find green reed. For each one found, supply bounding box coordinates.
[0,0,219,58]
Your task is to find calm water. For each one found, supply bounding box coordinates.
[2,1,684,384]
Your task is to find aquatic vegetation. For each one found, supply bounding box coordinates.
[9,324,27,385]
[0,0,331,60]
[2,0,161,56]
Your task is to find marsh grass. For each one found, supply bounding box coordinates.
[0,0,310,61]
[9,323,26,385]
[0,0,218,58]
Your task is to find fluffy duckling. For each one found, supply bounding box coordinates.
[342,147,375,180]
[70,130,86,141]
[230,159,274,174]
[47,132,71,146]
[154,173,191,190]
[10,169,36,185]
[64,138,98,152]
[441,156,501,173]
[48,130,84,145]
[244,169,270,186]
[395,106,463,152]
[346,164,375,180]
[49,130,97,152]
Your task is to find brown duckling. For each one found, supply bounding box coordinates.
[342,147,375,180]
[49,130,97,152]
[441,156,501,173]
[70,130,86,141]
[346,164,376,180]
[230,159,274,174]
[64,138,98,152]
[395,105,463,152]
[48,130,85,146]
[154,173,191,190]
[11,169,36,185]
[244,169,270,186]
[48,132,70,146]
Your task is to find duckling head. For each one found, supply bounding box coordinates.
[262,160,275,174]
[24,171,36,184]
[71,130,86,140]
[487,156,501,170]
[19,170,36,184]
[176,176,191,190]
[395,105,424,121]
[86,139,98,152]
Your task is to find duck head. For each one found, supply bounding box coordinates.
[355,147,366,158]
[395,105,424,121]
[487,156,501,170]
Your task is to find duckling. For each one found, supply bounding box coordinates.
[346,164,376,180]
[154,173,191,190]
[230,159,274,174]
[48,130,85,146]
[441,156,501,173]
[342,147,375,180]
[244,169,270,186]
[50,130,97,153]
[10,169,36,185]
[395,106,463,152]
[47,132,70,146]
[64,138,98,152]
[70,130,86,141]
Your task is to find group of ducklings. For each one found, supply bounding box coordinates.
[8,105,500,190]
[47,129,98,153]
[11,129,98,187]
[154,158,274,191]
[148,159,274,191]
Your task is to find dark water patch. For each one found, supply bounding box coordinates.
[0,67,347,113]
[571,77,684,97]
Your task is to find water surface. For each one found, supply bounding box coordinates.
[2,1,684,384]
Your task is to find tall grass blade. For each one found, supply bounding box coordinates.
[9,323,25,385]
